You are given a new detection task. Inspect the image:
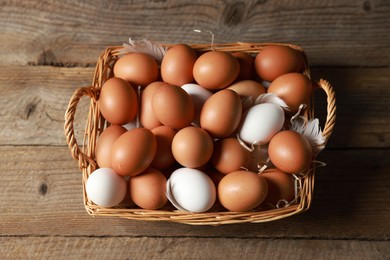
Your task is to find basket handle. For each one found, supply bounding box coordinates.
[316,79,336,146]
[64,86,98,169]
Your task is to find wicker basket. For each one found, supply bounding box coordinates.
[64,42,336,225]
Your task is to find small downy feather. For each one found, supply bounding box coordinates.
[254,93,290,112]
[121,38,167,63]
[291,116,325,154]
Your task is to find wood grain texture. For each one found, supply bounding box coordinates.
[0,65,93,146]
[1,0,389,257]
[1,0,389,67]
[1,66,389,148]
[0,146,388,239]
[0,237,389,259]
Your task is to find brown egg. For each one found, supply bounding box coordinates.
[171,126,213,168]
[140,81,168,129]
[98,77,138,125]
[261,168,295,206]
[95,125,127,168]
[212,138,252,174]
[111,128,157,176]
[227,80,266,98]
[200,89,242,138]
[152,84,195,129]
[254,45,303,82]
[129,167,167,210]
[267,73,312,113]
[268,130,312,174]
[232,52,255,80]
[193,51,240,90]
[151,125,177,170]
[113,53,159,87]
[218,170,268,212]
[161,44,197,86]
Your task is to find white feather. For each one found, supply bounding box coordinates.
[291,116,326,154]
[120,38,167,63]
[254,93,290,111]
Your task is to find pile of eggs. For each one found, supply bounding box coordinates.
[86,43,314,213]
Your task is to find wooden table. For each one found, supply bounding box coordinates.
[1,1,389,258]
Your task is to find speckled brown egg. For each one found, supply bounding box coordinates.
[111,128,157,176]
[98,77,138,125]
[200,89,242,138]
[268,130,312,174]
[255,45,303,82]
[161,44,197,86]
[218,170,268,212]
[267,73,312,113]
[261,168,295,206]
[171,126,213,168]
[95,125,127,168]
[212,138,252,174]
[152,84,195,129]
[129,167,167,210]
[114,53,159,87]
[193,51,240,90]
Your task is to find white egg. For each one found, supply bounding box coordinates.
[181,83,212,125]
[86,168,127,207]
[239,103,285,145]
[166,168,216,212]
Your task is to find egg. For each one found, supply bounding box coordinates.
[193,51,240,90]
[152,84,195,129]
[261,168,295,206]
[129,167,167,210]
[118,177,135,207]
[200,89,242,138]
[151,125,177,170]
[140,81,168,130]
[114,53,159,87]
[86,168,127,207]
[110,128,157,176]
[98,77,138,125]
[239,103,285,145]
[227,80,266,98]
[218,170,268,212]
[211,138,251,174]
[161,44,197,86]
[181,83,212,125]
[171,126,213,168]
[254,45,303,82]
[268,130,313,174]
[166,168,216,212]
[95,125,127,168]
[232,51,255,80]
[267,73,312,113]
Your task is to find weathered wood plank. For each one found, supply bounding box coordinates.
[1,66,389,148]
[0,146,388,239]
[311,67,390,148]
[0,236,388,259]
[0,0,389,67]
[0,66,93,146]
